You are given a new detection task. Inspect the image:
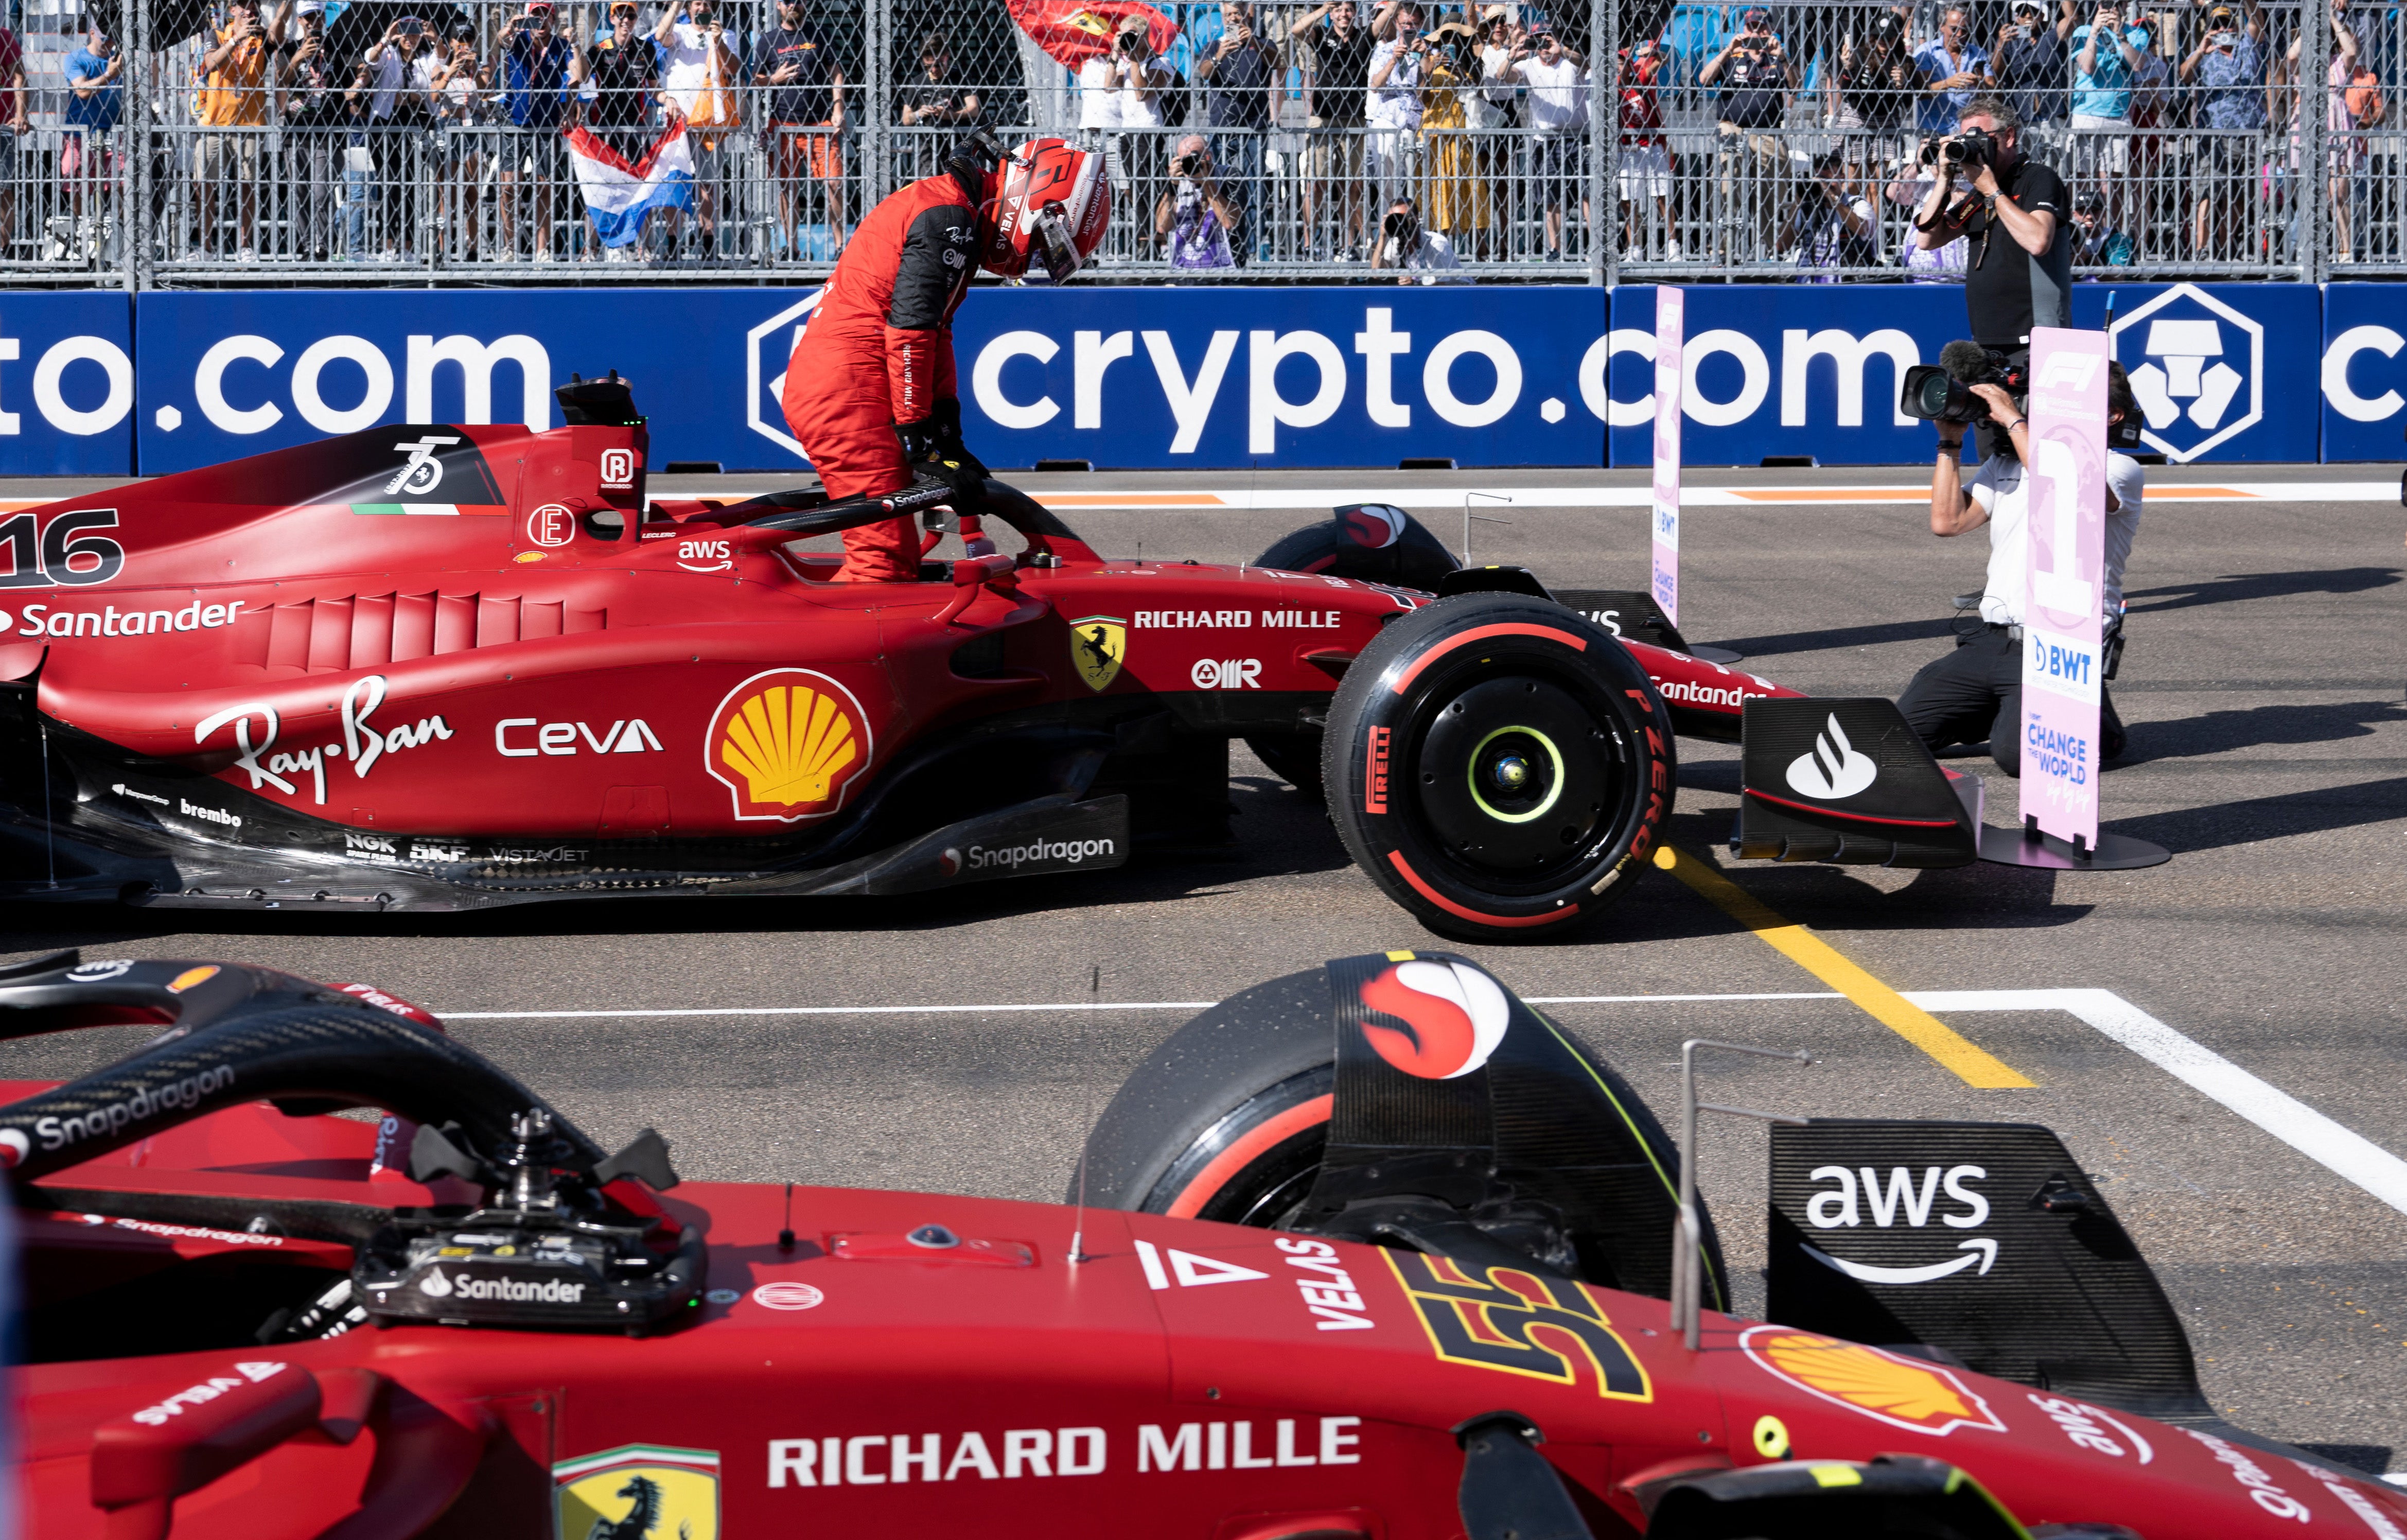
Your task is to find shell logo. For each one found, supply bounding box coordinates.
[1739,1325,2006,1437]
[704,669,874,822]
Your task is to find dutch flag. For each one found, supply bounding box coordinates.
[564,117,698,248]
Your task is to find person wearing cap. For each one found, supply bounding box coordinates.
[1617,37,1678,261]
[2070,188,2135,261]
[2181,0,2263,258]
[1990,0,2076,127]
[1700,5,1796,264]
[1292,1,1376,258]
[275,1,344,260]
[499,3,576,263]
[364,11,438,262]
[754,0,848,249]
[430,22,497,262]
[1831,11,1925,169]
[61,22,122,222]
[897,30,980,130]
[1780,147,1877,277]
[571,0,658,259]
[197,0,291,263]
[1913,6,1991,137]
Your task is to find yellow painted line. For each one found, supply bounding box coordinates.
[1651,844,2036,1090]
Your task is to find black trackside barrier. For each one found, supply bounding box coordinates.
[1733,697,1980,868]
[1292,950,1723,1307]
[0,969,606,1186]
[1765,1119,2211,1423]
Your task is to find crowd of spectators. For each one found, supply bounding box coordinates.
[0,0,2394,272]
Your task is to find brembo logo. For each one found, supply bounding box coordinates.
[1785,714,1878,801]
[1357,959,1509,1080]
[1799,1164,1997,1285]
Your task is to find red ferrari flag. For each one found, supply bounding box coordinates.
[1007,0,1178,67]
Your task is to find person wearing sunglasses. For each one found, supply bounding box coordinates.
[1700,6,1797,263]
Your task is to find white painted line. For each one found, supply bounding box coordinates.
[1907,988,2407,1219]
[441,989,1843,1021]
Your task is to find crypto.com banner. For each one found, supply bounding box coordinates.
[3,281,2365,477]
[2019,327,2111,850]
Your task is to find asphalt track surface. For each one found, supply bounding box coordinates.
[1,463,2403,1472]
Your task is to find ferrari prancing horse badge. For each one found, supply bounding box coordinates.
[1069,615,1126,693]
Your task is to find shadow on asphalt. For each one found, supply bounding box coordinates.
[2125,565,2403,614]
[2116,698,2407,766]
[2104,775,2407,856]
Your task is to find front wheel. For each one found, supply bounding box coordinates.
[1322,592,1674,942]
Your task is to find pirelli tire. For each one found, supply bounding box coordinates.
[1322,592,1674,942]
[1074,968,1335,1227]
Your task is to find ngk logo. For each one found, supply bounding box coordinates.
[598,448,637,488]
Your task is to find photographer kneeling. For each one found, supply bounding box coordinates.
[1898,361,2144,774]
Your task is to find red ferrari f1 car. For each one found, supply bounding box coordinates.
[0,376,1984,940]
[11,947,2394,1537]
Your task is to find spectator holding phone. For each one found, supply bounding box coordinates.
[1782,148,1878,277]
[1700,5,1796,263]
[754,0,848,245]
[365,12,437,263]
[1365,1,1428,207]
[63,23,123,221]
[1992,1,2076,128]
[2283,0,2364,261]
[1914,7,1992,135]
[2182,0,2264,259]
[1114,13,1174,190]
[1197,1,1275,244]
[1499,20,1587,261]
[1832,11,1924,168]
[654,0,742,254]
[430,24,494,262]
[898,31,980,130]
[1619,37,1677,260]
[1293,0,1375,258]
[0,18,23,257]
[198,0,288,263]
[1156,133,1243,269]
[498,3,575,263]
[2069,0,2145,206]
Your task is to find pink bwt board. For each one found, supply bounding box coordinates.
[2020,326,2111,848]
[1651,287,1683,629]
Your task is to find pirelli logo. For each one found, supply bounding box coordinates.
[1384,1251,1653,1402]
[1364,725,1391,813]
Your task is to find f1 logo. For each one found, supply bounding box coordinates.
[2036,353,2101,391]
[599,448,637,488]
[526,504,575,547]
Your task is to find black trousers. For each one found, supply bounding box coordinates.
[1896,628,2125,777]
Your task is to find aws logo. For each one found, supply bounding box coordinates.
[1385,1250,1651,1402]
[1799,1163,1998,1285]
[1357,956,1510,1080]
[704,668,873,822]
[554,1445,719,1540]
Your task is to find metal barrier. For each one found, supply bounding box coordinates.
[0,0,2397,286]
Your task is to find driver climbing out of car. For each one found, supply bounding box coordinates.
[778,131,1110,582]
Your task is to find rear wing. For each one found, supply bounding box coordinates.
[1732,697,1978,868]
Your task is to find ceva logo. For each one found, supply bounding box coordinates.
[2109,284,2262,463]
[744,290,825,463]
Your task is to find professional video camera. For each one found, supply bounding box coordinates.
[1918,127,1998,172]
[1901,340,2027,426]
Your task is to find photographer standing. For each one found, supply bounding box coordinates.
[1913,96,2072,379]
[1156,133,1244,269]
[1899,363,2145,773]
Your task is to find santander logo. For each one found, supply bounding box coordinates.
[1358,960,1511,1079]
[1784,713,1878,801]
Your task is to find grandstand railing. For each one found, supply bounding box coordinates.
[0,0,2395,286]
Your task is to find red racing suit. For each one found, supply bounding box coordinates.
[781,164,982,582]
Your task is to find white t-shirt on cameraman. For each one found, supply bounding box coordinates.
[1967,450,2146,625]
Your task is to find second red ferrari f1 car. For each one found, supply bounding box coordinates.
[10,947,2394,1537]
[0,376,1983,939]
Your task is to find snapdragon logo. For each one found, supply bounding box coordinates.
[418,1268,587,1305]
[29,1063,237,1153]
[963,837,1116,873]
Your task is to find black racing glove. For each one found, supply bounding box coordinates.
[927,398,990,484]
[895,417,942,465]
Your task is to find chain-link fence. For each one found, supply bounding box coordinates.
[0,0,2396,282]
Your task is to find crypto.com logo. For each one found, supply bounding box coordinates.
[744,291,827,463]
[2108,284,2262,463]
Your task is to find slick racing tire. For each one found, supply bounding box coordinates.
[1252,504,1459,592]
[1323,592,1673,942]
[1075,969,1334,1227]
[1078,966,1729,1303]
